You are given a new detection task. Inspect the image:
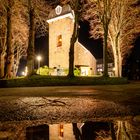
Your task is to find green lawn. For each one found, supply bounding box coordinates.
[0,75,128,88]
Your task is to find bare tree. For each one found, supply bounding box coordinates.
[12,1,29,76]
[0,2,7,78]
[85,0,114,77]
[116,121,132,140]
[4,0,15,78]
[35,0,82,77]
[25,0,35,77]
[109,0,140,77]
[0,0,55,78]
[0,0,29,78]
[68,0,81,77]
[60,0,83,77]
[84,0,140,77]
[25,0,56,77]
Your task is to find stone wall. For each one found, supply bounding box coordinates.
[48,17,73,69]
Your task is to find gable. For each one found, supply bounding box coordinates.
[47,5,74,23]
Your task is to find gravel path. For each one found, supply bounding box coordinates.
[0,83,140,123]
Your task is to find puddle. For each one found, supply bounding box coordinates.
[0,119,140,140]
[0,95,140,139]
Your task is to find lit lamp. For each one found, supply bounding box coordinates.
[22,71,25,76]
[22,66,28,76]
[36,55,42,74]
[113,67,115,71]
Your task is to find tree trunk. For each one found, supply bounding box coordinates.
[26,0,35,77]
[114,49,123,77]
[68,0,79,78]
[119,56,122,77]
[13,59,19,77]
[68,41,75,77]
[113,39,119,77]
[0,53,5,78]
[4,0,14,79]
[0,42,4,78]
[72,123,82,140]
[110,122,116,140]
[114,53,119,77]
[103,25,108,77]
[102,0,110,77]
[114,34,122,77]
[118,42,122,77]
[117,121,132,140]
[13,46,20,77]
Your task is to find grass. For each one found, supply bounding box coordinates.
[0,75,128,88]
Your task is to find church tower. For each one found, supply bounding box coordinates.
[47,5,97,76]
[47,5,74,69]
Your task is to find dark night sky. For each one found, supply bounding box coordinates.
[79,21,103,59]
[35,36,49,66]
[130,37,140,59]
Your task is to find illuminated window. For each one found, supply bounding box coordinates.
[57,35,62,47]
[58,124,64,137]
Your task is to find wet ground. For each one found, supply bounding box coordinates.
[0,96,135,122]
[0,82,140,122]
[0,82,140,139]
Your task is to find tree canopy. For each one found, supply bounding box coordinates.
[84,0,140,77]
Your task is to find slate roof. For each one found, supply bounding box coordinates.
[48,5,73,20]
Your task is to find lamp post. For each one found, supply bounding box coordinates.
[36,55,42,74]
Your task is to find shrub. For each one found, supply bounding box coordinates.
[36,65,49,75]
[74,68,80,76]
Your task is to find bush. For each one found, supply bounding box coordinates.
[36,65,49,75]
[0,76,128,88]
[74,68,80,76]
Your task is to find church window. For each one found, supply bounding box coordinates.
[57,35,62,47]
[58,124,64,137]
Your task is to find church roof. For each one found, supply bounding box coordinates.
[48,5,74,20]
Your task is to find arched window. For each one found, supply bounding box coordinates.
[57,35,62,47]
[58,124,64,137]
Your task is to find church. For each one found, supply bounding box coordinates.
[47,5,96,76]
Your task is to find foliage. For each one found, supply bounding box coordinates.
[0,0,29,78]
[108,0,140,77]
[12,0,29,77]
[0,0,57,78]
[84,0,114,77]
[84,0,140,77]
[4,0,14,78]
[60,0,84,77]
[36,65,49,75]
[74,67,80,76]
[36,66,70,76]
[36,66,81,76]
[0,76,128,88]
[0,1,7,78]
[26,0,58,77]
[1,0,139,78]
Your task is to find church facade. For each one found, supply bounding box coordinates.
[47,5,96,76]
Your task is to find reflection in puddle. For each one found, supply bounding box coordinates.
[26,125,49,140]
[26,122,111,140]
[0,120,140,140]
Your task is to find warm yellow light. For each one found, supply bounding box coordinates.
[37,55,42,61]
[60,128,64,132]
[22,71,25,76]
[113,67,115,71]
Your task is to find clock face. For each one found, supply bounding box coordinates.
[55,5,62,15]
